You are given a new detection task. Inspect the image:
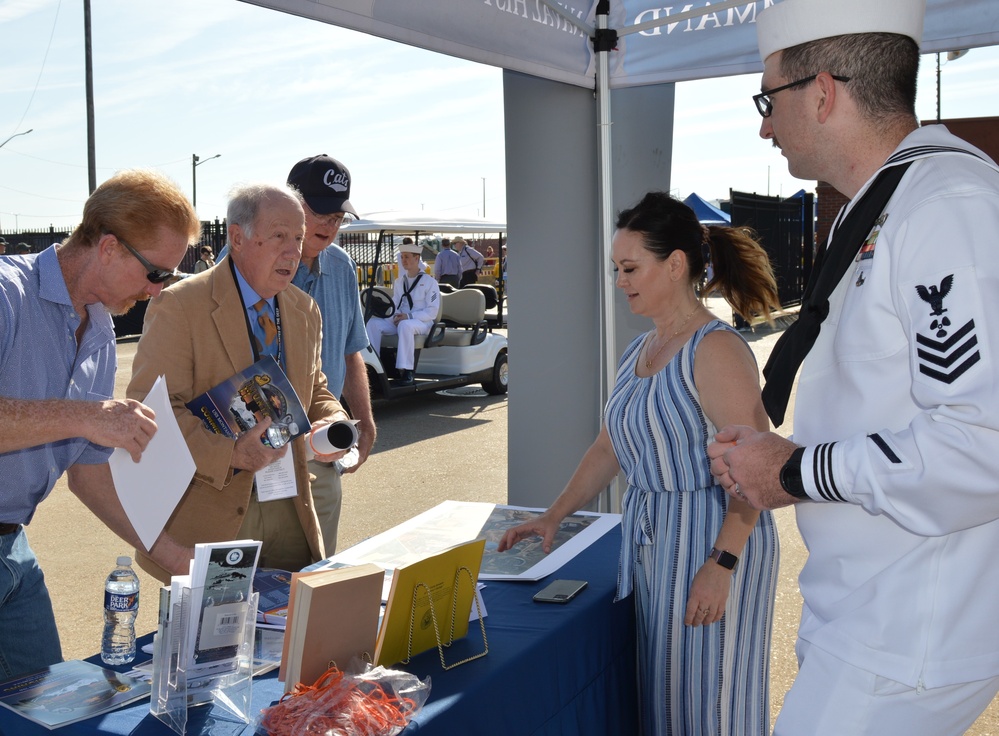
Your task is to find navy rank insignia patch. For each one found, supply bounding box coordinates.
[914,274,980,384]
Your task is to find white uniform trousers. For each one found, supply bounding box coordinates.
[775,641,999,736]
[366,317,431,370]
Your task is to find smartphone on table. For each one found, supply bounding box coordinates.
[533,579,588,604]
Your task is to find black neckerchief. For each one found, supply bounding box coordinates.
[398,272,423,311]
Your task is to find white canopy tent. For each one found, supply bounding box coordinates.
[340,211,507,236]
[239,0,999,88]
[241,0,999,510]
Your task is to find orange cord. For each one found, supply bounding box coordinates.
[259,665,418,736]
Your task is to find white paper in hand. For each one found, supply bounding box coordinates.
[109,375,196,550]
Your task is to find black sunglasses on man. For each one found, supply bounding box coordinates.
[110,233,180,284]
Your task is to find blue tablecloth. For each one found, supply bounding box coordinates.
[0,525,636,736]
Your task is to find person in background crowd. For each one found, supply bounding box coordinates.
[366,240,441,387]
[0,169,199,679]
[128,182,349,579]
[14,243,31,255]
[193,245,215,273]
[287,154,376,555]
[0,238,7,256]
[455,235,484,287]
[500,244,508,289]
[500,191,782,734]
[708,0,999,733]
[433,237,461,288]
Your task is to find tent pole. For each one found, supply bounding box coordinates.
[594,2,620,514]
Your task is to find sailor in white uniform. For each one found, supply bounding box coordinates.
[707,0,999,733]
[366,241,440,385]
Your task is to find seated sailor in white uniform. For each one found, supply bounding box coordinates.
[365,241,440,386]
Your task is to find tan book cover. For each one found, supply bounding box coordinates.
[374,538,486,667]
[280,563,384,691]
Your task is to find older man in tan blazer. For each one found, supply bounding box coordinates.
[128,182,348,580]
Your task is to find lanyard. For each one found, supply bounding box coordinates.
[229,257,284,366]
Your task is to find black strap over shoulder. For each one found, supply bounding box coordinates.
[761,161,912,426]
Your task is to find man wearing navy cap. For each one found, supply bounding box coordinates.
[287,155,375,555]
[708,0,999,731]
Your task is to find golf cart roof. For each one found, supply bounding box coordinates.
[340,210,506,235]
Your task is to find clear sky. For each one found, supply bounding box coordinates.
[3,0,999,233]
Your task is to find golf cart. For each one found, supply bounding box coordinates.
[339,212,508,400]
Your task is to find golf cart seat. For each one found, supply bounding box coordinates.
[463,283,498,311]
[440,289,487,347]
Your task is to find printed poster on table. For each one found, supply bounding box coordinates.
[322,501,620,581]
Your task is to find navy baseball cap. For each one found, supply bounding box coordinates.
[287,155,358,217]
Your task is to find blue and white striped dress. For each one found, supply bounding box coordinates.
[606,320,779,735]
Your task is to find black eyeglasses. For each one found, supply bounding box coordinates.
[753,74,851,118]
[111,233,179,284]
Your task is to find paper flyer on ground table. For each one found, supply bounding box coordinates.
[185,355,310,449]
[0,659,150,730]
[324,501,620,582]
[374,538,486,667]
[110,374,196,550]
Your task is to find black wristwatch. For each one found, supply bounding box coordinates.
[779,447,808,499]
[708,547,738,570]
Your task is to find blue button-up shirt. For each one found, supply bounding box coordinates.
[0,246,117,524]
[292,245,367,398]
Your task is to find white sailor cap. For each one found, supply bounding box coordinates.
[757,0,926,61]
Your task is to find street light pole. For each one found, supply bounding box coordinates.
[192,153,221,211]
[481,177,486,218]
[0,129,33,150]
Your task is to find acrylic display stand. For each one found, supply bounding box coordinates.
[150,587,260,735]
[404,566,488,671]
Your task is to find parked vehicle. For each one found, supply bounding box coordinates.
[339,212,508,400]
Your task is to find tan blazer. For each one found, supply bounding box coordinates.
[127,256,341,580]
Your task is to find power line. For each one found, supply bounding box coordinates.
[8,0,64,136]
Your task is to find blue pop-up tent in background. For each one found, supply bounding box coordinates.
[683,193,731,226]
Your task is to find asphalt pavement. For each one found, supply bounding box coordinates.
[24,295,998,732]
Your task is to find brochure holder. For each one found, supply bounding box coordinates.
[403,566,488,671]
[150,586,259,735]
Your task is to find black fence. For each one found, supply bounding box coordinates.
[0,227,72,254]
[730,190,814,308]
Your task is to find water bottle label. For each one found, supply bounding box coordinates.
[105,591,138,612]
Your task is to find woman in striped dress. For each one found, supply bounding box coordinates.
[499,192,782,734]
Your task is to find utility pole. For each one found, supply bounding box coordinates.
[84,0,96,193]
[192,153,221,211]
[936,52,941,120]
[481,178,486,218]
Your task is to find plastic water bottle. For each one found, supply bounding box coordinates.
[101,555,139,665]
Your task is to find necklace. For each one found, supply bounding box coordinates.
[645,304,699,369]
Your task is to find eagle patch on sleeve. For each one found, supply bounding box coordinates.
[906,267,982,387]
